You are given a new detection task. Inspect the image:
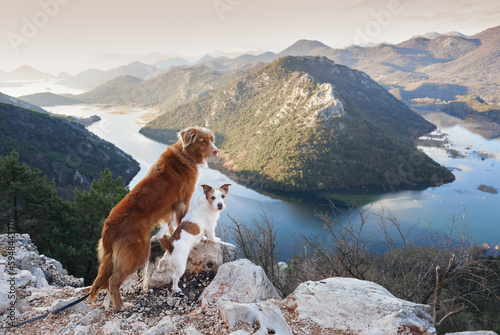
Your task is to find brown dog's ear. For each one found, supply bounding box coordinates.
[219,184,231,194]
[179,127,198,148]
[201,184,213,196]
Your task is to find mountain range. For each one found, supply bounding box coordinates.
[0,65,56,81]
[140,56,454,192]
[9,25,499,111]
[4,25,499,192]
[57,61,163,90]
[72,63,264,110]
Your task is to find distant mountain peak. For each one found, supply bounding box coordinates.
[0,65,54,81]
[279,39,330,56]
[414,31,467,40]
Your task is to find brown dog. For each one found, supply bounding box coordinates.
[89,126,218,311]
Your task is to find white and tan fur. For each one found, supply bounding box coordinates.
[157,184,230,293]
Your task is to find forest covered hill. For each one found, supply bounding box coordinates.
[141,56,454,192]
[0,102,139,199]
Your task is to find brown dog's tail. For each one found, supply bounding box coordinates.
[89,239,113,302]
[159,234,174,254]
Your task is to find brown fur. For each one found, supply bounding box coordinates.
[159,221,201,254]
[89,127,217,311]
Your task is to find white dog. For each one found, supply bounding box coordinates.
[157,183,230,293]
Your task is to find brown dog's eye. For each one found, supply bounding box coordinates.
[211,196,216,200]
[200,139,206,143]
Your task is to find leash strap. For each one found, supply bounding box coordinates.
[1,291,93,329]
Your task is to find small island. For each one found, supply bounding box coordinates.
[73,115,101,127]
[478,184,498,194]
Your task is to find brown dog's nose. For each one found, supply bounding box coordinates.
[212,147,219,156]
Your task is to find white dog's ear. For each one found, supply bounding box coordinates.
[220,184,231,194]
[201,184,213,196]
[179,127,198,148]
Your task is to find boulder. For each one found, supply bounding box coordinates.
[141,235,237,290]
[219,300,292,334]
[284,277,436,335]
[198,259,281,307]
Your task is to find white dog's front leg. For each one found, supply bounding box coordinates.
[206,228,221,243]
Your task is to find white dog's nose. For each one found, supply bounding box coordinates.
[217,202,223,210]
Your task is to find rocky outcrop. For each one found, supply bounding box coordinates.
[2,233,494,334]
[199,259,281,307]
[141,235,237,290]
[0,234,83,315]
[284,277,436,334]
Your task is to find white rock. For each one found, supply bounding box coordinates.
[77,309,103,325]
[14,298,31,314]
[0,280,15,314]
[199,259,281,307]
[144,315,177,334]
[14,269,33,288]
[73,325,90,335]
[32,267,49,287]
[183,325,203,335]
[13,249,38,272]
[284,277,436,335]
[102,319,123,335]
[220,300,292,335]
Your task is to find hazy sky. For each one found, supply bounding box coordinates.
[1,0,499,74]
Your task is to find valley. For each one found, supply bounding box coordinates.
[1,24,499,251]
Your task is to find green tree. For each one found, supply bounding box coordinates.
[0,152,129,284]
[68,168,129,283]
[0,150,64,234]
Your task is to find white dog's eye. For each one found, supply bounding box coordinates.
[221,195,225,199]
[211,196,216,200]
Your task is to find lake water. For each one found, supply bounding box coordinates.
[2,80,499,256]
